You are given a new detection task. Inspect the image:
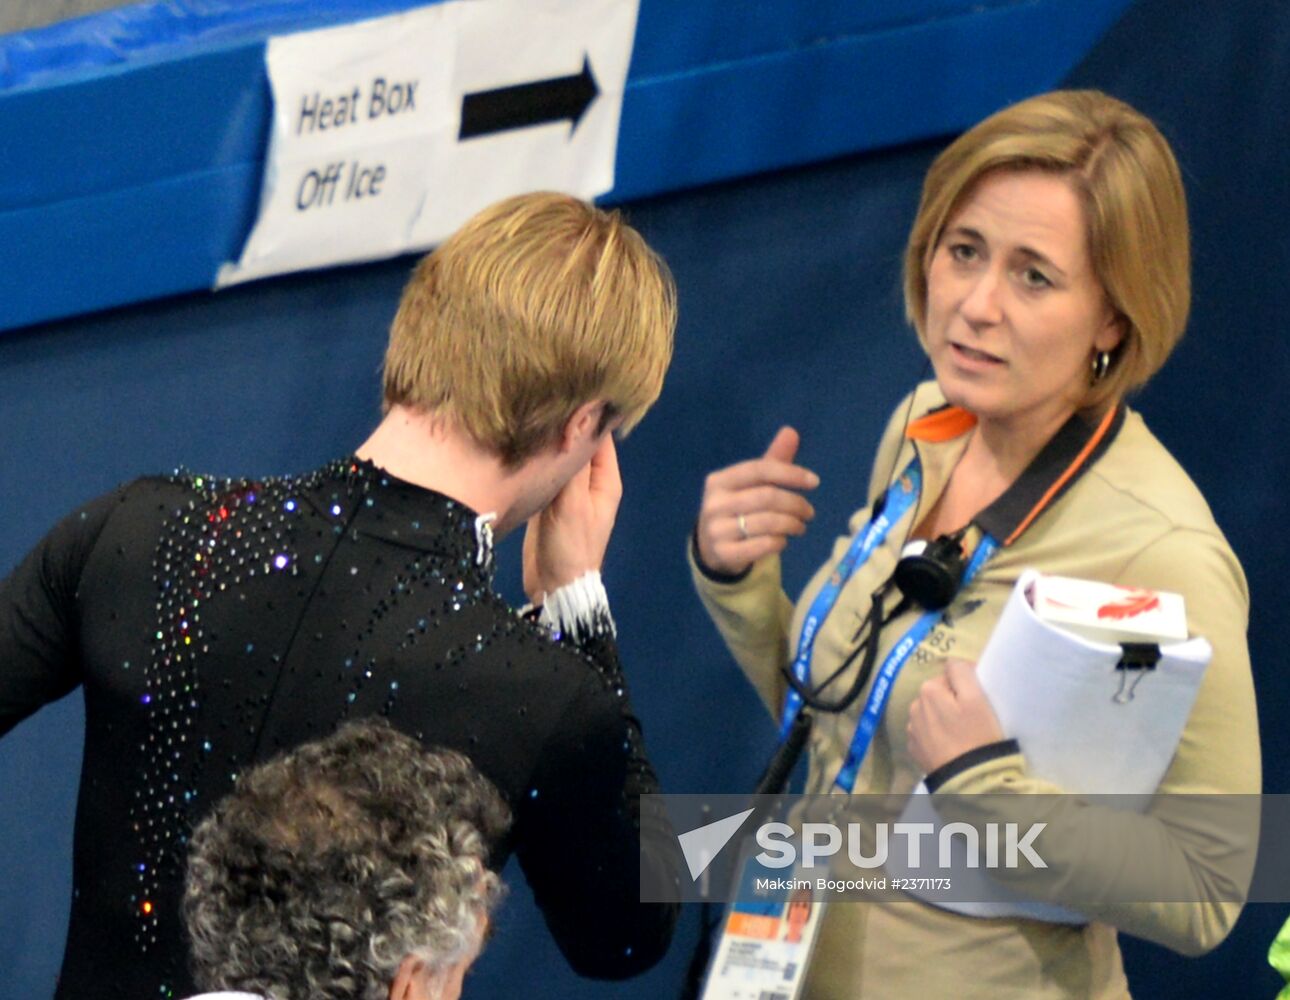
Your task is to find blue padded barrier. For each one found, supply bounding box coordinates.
[0,0,1132,331]
[0,1,426,89]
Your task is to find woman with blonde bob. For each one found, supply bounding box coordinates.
[691,90,1258,997]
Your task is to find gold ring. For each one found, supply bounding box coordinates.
[737,514,750,540]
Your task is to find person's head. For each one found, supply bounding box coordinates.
[382,192,677,467]
[184,719,510,1000]
[903,89,1189,420]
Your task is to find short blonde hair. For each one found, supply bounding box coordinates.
[383,192,676,464]
[903,90,1190,411]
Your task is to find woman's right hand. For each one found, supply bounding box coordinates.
[695,426,820,576]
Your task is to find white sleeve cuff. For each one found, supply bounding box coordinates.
[537,570,616,642]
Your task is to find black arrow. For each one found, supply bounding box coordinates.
[458,55,599,141]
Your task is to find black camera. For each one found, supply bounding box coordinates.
[892,532,968,610]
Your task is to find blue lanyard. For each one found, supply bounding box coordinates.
[778,458,922,740]
[831,535,996,792]
[777,455,998,793]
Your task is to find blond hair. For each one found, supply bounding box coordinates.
[903,89,1190,411]
[383,192,676,464]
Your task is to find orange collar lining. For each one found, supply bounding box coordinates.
[905,405,977,443]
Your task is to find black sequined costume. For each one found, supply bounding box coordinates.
[0,459,677,999]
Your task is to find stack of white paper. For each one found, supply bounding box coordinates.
[890,569,1212,921]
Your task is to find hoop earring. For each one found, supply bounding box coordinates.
[1091,350,1111,383]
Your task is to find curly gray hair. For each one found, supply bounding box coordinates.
[183,718,510,1000]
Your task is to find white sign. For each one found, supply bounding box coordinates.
[217,0,639,288]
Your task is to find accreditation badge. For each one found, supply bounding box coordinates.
[701,850,824,1000]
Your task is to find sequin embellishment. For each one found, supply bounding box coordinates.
[132,471,303,950]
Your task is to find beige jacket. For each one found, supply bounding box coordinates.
[691,383,1260,999]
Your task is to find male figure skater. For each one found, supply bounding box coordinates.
[0,192,678,998]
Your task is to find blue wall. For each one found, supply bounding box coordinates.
[1,0,1288,997]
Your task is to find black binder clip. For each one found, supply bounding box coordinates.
[1113,642,1161,703]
